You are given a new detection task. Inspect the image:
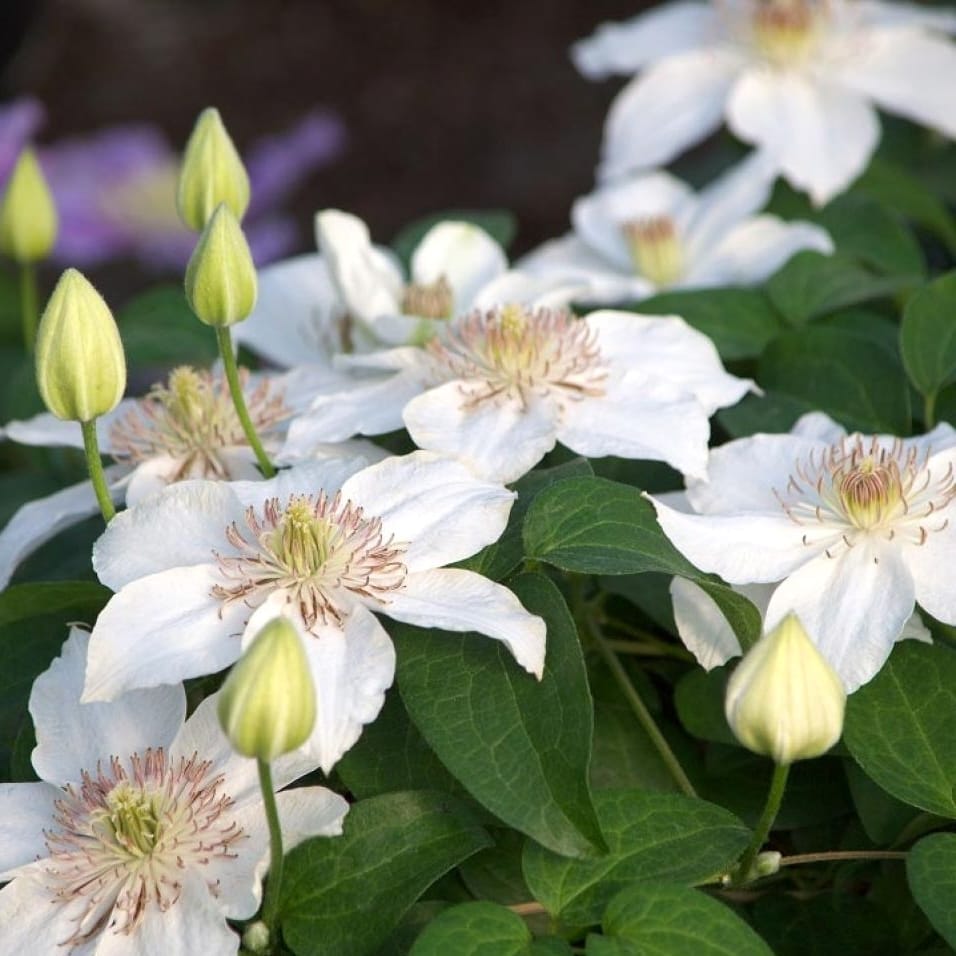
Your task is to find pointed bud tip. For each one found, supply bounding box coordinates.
[0,146,58,263]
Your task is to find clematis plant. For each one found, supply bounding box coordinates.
[285,304,754,484]
[575,0,956,204]
[519,151,832,303]
[0,627,347,954]
[648,411,956,691]
[83,452,547,772]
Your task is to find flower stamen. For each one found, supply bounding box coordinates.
[751,0,823,66]
[402,275,454,320]
[621,215,684,286]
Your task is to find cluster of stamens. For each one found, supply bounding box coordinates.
[43,749,243,946]
[774,435,956,558]
[750,0,823,65]
[621,215,685,286]
[427,304,608,408]
[401,275,454,320]
[212,493,408,629]
[110,366,289,480]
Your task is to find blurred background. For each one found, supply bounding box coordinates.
[0,0,653,298]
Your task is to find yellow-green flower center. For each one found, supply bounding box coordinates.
[621,216,685,287]
[751,0,821,66]
[94,781,164,857]
[402,274,454,320]
[837,455,903,530]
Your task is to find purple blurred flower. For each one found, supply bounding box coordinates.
[0,99,346,270]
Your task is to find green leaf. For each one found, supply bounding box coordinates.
[409,902,540,956]
[587,883,773,956]
[908,833,956,949]
[766,251,915,325]
[522,789,750,926]
[456,458,593,581]
[397,573,604,857]
[0,581,110,627]
[844,642,956,817]
[900,271,956,400]
[845,760,921,846]
[674,666,737,747]
[280,791,491,956]
[392,210,517,270]
[458,829,533,905]
[117,285,218,367]
[635,288,784,360]
[523,476,761,650]
[716,389,816,439]
[758,323,911,434]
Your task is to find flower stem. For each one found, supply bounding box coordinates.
[589,615,697,798]
[80,419,115,523]
[257,758,284,936]
[215,325,276,478]
[733,762,790,885]
[779,850,907,867]
[20,261,37,353]
[925,390,938,429]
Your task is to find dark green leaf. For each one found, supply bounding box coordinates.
[845,642,956,817]
[900,271,956,399]
[522,788,750,926]
[716,389,816,439]
[0,581,110,627]
[908,833,956,949]
[117,285,218,367]
[280,791,491,956]
[845,760,921,846]
[392,211,517,270]
[458,829,532,906]
[674,666,736,747]
[588,883,773,955]
[408,902,536,955]
[397,573,604,857]
[523,476,760,650]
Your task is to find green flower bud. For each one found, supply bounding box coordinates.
[184,203,257,326]
[177,107,250,231]
[35,269,126,422]
[217,617,316,761]
[0,147,58,263]
[725,613,845,766]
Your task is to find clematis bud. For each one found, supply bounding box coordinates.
[185,203,257,326]
[725,613,845,765]
[177,107,250,231]
[35,269,126,422]
[217,617,316,761]
[0,147,58,263]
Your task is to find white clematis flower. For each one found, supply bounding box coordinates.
[648,411,956,691]
[0,364,381,590]
[84,452,546,772]
[519,152,833,303]
[575,0,956,204]
[0,627,347,955]
[285,305,753,484]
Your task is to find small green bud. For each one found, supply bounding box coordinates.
[35,269,126,422]
[0,147,58,263]
[185,203,257,326]
[177,107,250,231]
[218,617,316,761]
[241,921,271,954]
[725,613,845,766]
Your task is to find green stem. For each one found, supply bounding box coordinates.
[734,762,790,885]
[779,850,907,867]
[215,326,276,477]
[925,390,938,429]
[81,419,115,523]
[257,758,284,935]
[20,261,37,353]
[589,615,697,798]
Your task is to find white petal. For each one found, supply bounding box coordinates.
[83,565,245,702]
[315,209,404,324]
[403,382,560,484]
[383,568,546,678]
[685,431,827,514]
[0,468,127,590]
[648,495,816,583]
[411,221,508,314]
[585,310,754,413]
[558,373,711,480]
[234,253,346,368]
[690,215,834,287]
[572,171,694,270]
[789,411,848,443]
[339,451,516,572]
[0,782,59,877]
[669,577,743,668]
[519,234,654,304]
[3,400,136,454]
[30,628,186,786]
[470,268,590,311]
[572,2,722,78]
[903,522,956,625]
[92,480,245,590]
[598,50,741,181]
[765,538,915,692]
[123,455,189,506]
[726,70,879,206]
[228,456,371,509]
[0,868,81,955]
[685,150,781,258]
